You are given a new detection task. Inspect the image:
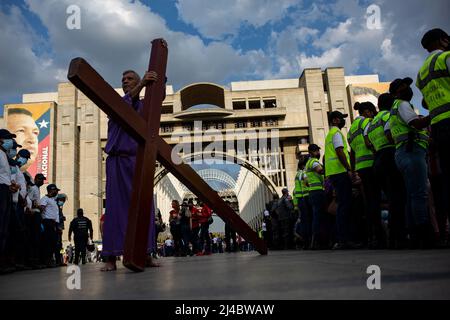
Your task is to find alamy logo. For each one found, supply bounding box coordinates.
[366,265,381,290]
[66,265,81,290]
[366,4,382,30]
[66,5,81,30]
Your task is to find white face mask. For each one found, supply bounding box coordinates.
[17,157,28,167]
[8,148,17,158]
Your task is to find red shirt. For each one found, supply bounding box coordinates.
[190,206,200,229]
[198,204,212,224]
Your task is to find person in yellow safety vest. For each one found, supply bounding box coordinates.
[348,101,385,249]
[365,93,407,249]
[293,156,312,249]
[325,111,361,250]
[417,28,450,232]
[388,77,434,249]
[303,144,325,250]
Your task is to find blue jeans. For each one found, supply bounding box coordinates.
[308,191,326,239]
[395,144,430,228]
[329,173,353,243]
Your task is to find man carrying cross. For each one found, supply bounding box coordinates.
[101,70,160,271]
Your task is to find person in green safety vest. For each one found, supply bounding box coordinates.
[304,144,325,250]
[365,93,407,249]
[348,101,385,249]
[388,77,434,249]
[293,156,312,249]
[324,111,361,250]
[417,28,450,234]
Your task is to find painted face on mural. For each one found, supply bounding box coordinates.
[6,112,39,171]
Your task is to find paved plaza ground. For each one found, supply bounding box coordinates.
[1,249,450,300]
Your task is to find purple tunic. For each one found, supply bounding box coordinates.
[102,93,155,257]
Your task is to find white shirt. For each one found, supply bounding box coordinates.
[40,195,60,222]
[11,167,26,203]
[263,210,270,217]
[262,222,267,232]
[398,101,419,125]
[0,149,11,186]
[331,127,344,149]
[27,185,41,211]
[164,239,173,247]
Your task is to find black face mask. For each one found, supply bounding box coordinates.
[338,118,346,129]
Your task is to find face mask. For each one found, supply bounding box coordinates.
[8,149,17,158]
[338,118,346,129]
[2,139,13,151]
[57,201,65,207]
[17,157,28,167]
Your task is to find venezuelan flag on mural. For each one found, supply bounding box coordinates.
[4,102,54,179]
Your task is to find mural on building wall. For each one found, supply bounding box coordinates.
[352,83,390,106]
[4,102,54,178]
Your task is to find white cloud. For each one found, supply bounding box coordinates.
[175,0,301,40]
[0,6,60,99]
[1,0,271,97]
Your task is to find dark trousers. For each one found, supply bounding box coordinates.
[170,226,182,255]
[373,147,407,245]
[41,219,57,264]
[11,203,28,265]
[180,224,191,255]
[74,235,88,264]
[430,175,448,241]
[0,184,12,261]
[278,218,291,250]
[191,226,200,254]
[25,212,41,265]
[199,223,211,253]
[308,191,326,243]
[358,167,384,246]
[432,119,450,223]
[225,224,237,252]
[298,196,312,244]
[329,173,353,243]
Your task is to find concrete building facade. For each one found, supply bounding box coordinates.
[2,68,388,240]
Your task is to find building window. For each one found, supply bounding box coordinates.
[161,124,174,133]
[183,123,193,131]
[250,119,262,128]
[263,98,277,108]
[248,99,261,109]
[265,118,278,127]
[232,100,246,110]
[161,104,173,114]
[235,121,247,129]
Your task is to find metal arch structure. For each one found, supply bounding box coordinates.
[180,169,237,192]
[154,151,278,196]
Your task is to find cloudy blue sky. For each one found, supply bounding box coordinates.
[0,0,449,114]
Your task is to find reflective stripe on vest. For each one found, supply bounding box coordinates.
[416,51,450,125]
[325,127,349,177]
[348,117,374,170]
[367,110,394,152]
[305,158,324,191]
[390,100,429,150]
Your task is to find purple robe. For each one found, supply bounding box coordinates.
[102,93,155,257]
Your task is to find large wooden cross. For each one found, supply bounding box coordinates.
[68,39,267,272]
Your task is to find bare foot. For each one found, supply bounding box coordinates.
[145,257,160,268]
[100,261,117,272]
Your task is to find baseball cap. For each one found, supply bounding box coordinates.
[0,129,16,139]
[389,77,413,94]
[328,110,348,121]
[308,144,321,152]
[421,28,449,49]
[18,149,31,159]
[46,183,60,192]
[35,173,46,180]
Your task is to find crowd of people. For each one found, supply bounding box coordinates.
[0,132,95,274]
[1,28,449,273]
[265,28,450,251]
